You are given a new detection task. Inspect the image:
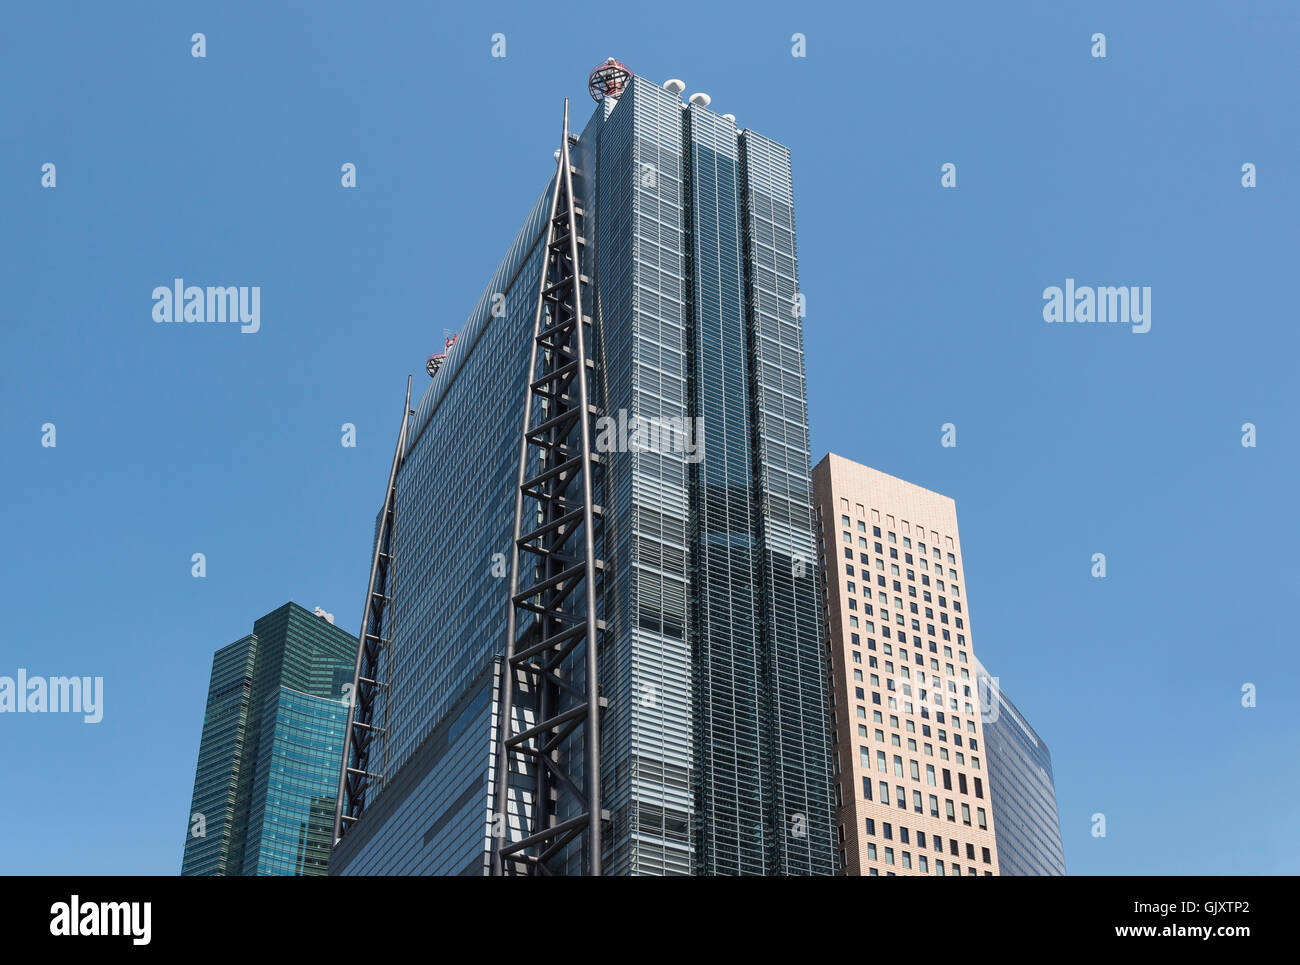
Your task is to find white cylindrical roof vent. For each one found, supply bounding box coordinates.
[723,112,735,123]
[664,78,686,95]
[688,92,711,108]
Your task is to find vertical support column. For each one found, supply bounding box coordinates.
[492,100,605,876]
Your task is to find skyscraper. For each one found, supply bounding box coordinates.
[976,661,1067,876]
[331,64,834,876]
[182,601,355,876]
[812,453,999,876]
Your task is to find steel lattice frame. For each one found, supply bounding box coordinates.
[332,376,412,845]
[492,99,606,876]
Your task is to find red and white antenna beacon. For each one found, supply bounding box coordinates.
[588,57,632,102]
[426,331,458,378]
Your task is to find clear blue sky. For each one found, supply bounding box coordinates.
[2,1,1296,876]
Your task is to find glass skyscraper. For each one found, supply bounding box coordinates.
[977,661,1067,876]
[331,69,833,876]
[182,601,355,876]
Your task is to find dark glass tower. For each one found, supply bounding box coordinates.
[977,661,1067,876]
[332,70,833,876]
[182,602,355,876]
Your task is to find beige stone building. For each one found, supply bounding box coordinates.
[812,453,999,876]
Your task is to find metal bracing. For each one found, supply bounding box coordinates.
[332,375,413,845]
[492,99,606,876]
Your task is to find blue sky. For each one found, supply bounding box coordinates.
[1,1,1296,876]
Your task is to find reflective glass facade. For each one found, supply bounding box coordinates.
[334,75,833,876]
[977,662,1066,876]
[182,602,356,875]
[243,688,349,876]
[331,660,499,876]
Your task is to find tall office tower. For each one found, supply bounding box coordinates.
[812,453,999,876]
[182,602,355,876]
[975,661,1067,875]
[331,62,834,876]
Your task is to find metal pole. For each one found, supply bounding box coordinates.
[332,375,411,845]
